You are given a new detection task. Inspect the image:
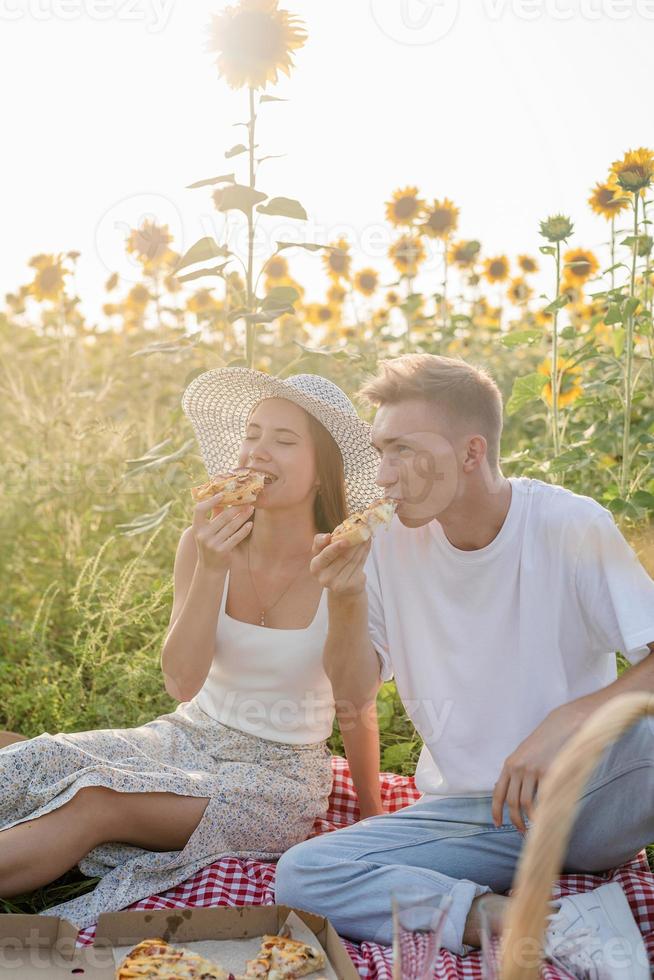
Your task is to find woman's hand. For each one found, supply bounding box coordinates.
[310,533,372,598]
[191,492,254,574]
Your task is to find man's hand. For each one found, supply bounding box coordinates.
[310,532,372,598]
[491,704,583,832]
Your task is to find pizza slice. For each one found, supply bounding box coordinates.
[190,468,267,516]
[330,497,396,547]
[240,934,326,979]
[116,936,235,979]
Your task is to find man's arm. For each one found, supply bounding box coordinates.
[492,641,654,832]
[311,534,385,818]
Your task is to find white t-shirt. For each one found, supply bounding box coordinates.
[365,476,654,799]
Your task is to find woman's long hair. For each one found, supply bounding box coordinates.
[306,412,348,533]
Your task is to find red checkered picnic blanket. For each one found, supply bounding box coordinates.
[75,756,654,977]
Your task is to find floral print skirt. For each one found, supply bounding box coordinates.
[0,699,333,929]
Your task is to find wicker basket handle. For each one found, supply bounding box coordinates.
[499,691,654,980]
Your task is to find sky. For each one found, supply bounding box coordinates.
[1,0,652,328]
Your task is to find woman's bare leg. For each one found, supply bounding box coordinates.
[0,785,210,897]
[0,731,27,749]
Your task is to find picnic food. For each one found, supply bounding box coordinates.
[116,936,235,978]
[190,468,267,508]
[240,934,327,979]
[330,497,396,547]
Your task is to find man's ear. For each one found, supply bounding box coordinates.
[462,435,487,472]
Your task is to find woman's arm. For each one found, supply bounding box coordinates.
[160,527,227,701]
[328,592,384,817]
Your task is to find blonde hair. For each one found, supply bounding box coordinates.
[360,353,504,471]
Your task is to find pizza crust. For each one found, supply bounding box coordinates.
[330,497,396,547]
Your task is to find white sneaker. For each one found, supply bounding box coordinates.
[543,882,650,978]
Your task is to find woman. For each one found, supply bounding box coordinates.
[0,369,383,929]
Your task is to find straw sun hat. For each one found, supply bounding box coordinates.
[181,368,381,515]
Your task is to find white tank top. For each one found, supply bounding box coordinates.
[192,569,336,745]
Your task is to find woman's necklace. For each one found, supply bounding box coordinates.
[246,539,313,627]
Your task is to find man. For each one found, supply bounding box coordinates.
[275,353,654,977]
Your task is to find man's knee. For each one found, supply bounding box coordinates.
[275,837,335,907]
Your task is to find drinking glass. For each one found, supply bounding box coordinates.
[479,895,504,979]
[391,889,452,980]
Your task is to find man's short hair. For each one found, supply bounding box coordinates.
[360,353,504,471]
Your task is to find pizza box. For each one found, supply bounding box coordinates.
[0,905,361,978]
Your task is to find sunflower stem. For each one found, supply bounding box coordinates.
[610,216,616,293]
[619,192,640,498]
[551,241,561,457]
[245,85,257,368]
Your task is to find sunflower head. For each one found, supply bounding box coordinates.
[126,221,174,273]
[588,176,630,219]
[326,283,346,305]
[538,356,583,408]
[28,253,67,302]
[611,147,654,193]
[385,186,425,227]
[388,235,426,278]
[322,238,352,281]
[507,277,532,304]
[264,254,289,281]
[206,0,307,91]
[448,239,481,268]
[354,268,379,297]
[517,254,539,274]
[421,198,459,240]
[539,214,574,243]
[563,248,599,284]
[483,255,510,284]
[305,302,338,326]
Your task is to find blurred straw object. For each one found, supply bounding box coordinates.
[499,692,654,980]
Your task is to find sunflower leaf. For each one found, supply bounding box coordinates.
[605,303,624,325]
[543,294,569,315]
[256,197,307,220]
[214,184,268,214]
[176,263,230,284]
[500,330,542,349]
[539,246,556,256]
[275,241,334,253]
[506,372,548,416]
[186,174,235,189]
[173,238,231,274]
[261,286,300,309]
[225,143,247,159]
[259,95,287,103]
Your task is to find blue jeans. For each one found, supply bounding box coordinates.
[275,718,654,955]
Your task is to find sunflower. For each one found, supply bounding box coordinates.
[517,254,539,274]
[421,198,459,240]
[538,356,583,408]
[588,176,630,219]
[539,215,574,243]
[206,0,307,91]
[559,279,584,306]
[125,284,151,312]
[326,283,346,305]
[611,147,654,193]
[322,238,351,281]
[28,253,66,302]
[187,289,222,314]
[384,186,426,227]
[354,268,379,296]
[563,248,599,285]
[448,239,480,268]
[264,255,289,281]
[483,255,509,284]
[389,235,426,278]
[305,302,338,325]
[385,289,400,305]
[126,221,175,271]
[507,277,533,305]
